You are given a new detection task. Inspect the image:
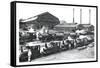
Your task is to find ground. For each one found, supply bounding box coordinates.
[31,43,95,62]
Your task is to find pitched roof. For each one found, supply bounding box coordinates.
[20,16,38,22]
[20,12,60,27]
[20,12,59,23]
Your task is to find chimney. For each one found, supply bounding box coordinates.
[80,9,82,24]
[73,8,75,23]
[89,9,91,24]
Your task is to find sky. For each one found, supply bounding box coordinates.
[16,3,96,25]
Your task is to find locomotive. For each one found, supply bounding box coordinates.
[19,30,94,62]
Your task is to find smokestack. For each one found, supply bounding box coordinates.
[73,8,75,23]
[89,9,91,24]
[80,9,82,24]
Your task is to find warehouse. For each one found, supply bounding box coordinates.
[54,23,78,33]
[19,12,60,31]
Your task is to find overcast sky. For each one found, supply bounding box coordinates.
[16,3,96,25]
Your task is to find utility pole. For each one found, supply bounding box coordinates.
[89,9,91,24]
[73,8,75,23]
[80,9,82,24]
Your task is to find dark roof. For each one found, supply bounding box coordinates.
[82,24,92,27]
[77,24,94,28]
[54,23,77,28]
[37,12,59,23]
[20,12,60,27]
[37,12,53,16]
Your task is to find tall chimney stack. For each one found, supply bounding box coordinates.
[73,8,75,23]
[89,9,91,24]
[80,9,82,24]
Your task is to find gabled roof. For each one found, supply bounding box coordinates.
[20,16,38,22]
[20,12,59,23]
[37,12,59,23]
[20,12,60,27]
